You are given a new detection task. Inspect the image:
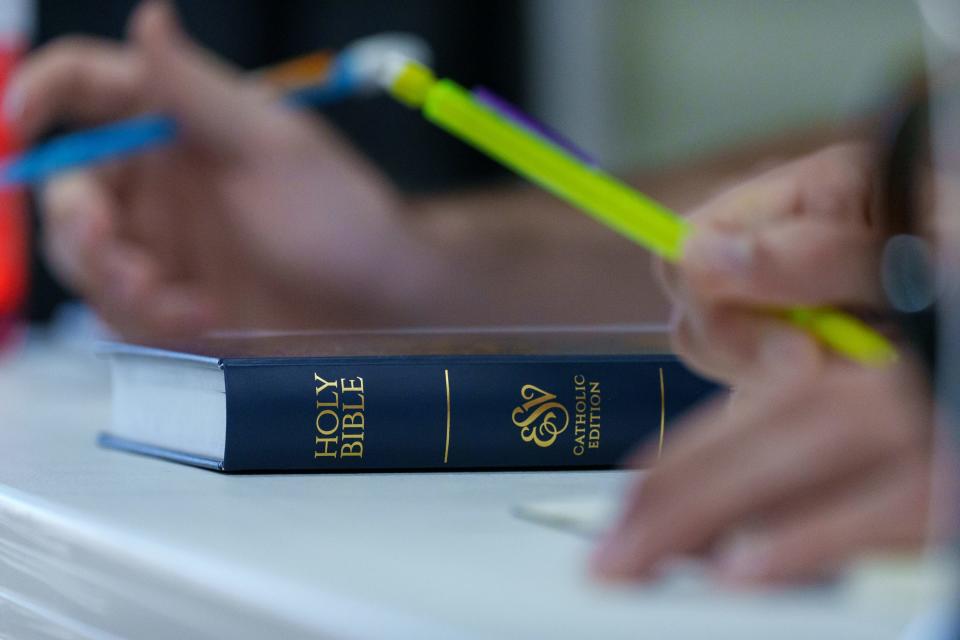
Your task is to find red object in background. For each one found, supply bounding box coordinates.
[0,1,30,345]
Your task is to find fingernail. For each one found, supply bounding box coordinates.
[713,539,773,585]
[590,526,644,580]
[685,230,753,279]
[590,535,626,579]
[2,82,25,127]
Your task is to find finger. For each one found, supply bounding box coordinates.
[130,1,311,157]
[613,379,916,583]
[93,242,218,340]
[682,217,883,308]
[592,393,785,581]
[687,169,806,231]
[40,174,216,339]
[688,144,872,231]
[791,143,873,226]
[5,37,143,141]
[591,372,914,581]
[39,172,117,294]
[670,302,822,385]
[712,457,930,585]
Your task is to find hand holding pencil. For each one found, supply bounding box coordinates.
[660,144,885,384]
[382,59,896,368]
[8,1,424,339]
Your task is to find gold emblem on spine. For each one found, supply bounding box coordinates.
[512,385,570,448]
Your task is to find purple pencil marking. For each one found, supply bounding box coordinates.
[472,87,599,167]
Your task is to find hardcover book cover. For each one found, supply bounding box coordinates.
[101,328,719,473]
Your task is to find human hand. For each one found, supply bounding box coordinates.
[660,144,883,385]
[11,1,434,341]
[591,360,935,585]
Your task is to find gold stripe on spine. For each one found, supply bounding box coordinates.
[657,368,666,458]
[444,369,452,463]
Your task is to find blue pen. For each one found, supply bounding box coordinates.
[0,58,356,188]
[0,33,431,188]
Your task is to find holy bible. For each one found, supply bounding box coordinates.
[100,329,717,472]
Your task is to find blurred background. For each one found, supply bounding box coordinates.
[3,0,927,329]
[531,0,923,168]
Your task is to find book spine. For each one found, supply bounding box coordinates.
[221,355,717,472]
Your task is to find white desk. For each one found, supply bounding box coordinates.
[0,338,943,639]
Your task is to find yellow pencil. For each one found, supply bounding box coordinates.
[383,58,897,367]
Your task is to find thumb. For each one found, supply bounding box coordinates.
[128,1,300,156]
[682,218,883,308]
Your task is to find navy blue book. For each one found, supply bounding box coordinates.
[100,329,718,473]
